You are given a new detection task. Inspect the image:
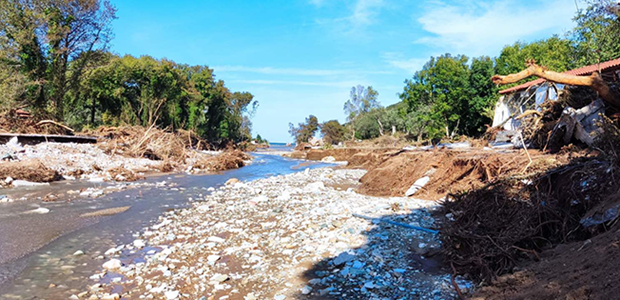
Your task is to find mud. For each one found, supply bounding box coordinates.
[473,227,620,300]
[358,150,570,200]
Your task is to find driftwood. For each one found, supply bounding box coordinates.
[36,120,75,133]
[491,62,620,110]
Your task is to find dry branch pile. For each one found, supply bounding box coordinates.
[191,150,251,172]
[441,157,618,282]
[0,109,74,135]
[0,159,62,182]
[93,126,189,163]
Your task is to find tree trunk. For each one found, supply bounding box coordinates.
[491,62,620,110]
[377,119,384,136]
[90,98,97,125]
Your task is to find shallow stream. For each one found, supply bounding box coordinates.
[0,152,331,299]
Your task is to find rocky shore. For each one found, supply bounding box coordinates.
[79,168,470,300]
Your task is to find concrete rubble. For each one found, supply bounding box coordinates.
[81,168,471,299]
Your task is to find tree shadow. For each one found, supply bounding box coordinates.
[292,205,471,299]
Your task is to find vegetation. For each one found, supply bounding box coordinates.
[320,0,620,143]
[288,115,319,144]
[0,0,257,146]
[320,120,346,145]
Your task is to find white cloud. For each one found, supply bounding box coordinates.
[308,0,327,7]
[382,52,427,73]
[416,0,577,56]
[350,0,385,26]
[312,0,387,35]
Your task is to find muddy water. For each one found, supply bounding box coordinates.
[0,153,332,299]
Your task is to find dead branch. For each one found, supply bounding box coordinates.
[36,120,74,133]
[492,62,620,110]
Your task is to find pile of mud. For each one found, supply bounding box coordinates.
[472,226,620,299]
[358,150,568,200]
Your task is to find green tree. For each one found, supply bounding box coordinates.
[0,0,117,119]
[495,36,576,78]
[343,85,380,139]
[572,0,620,66]
[320,120,345,145]
[466,56,498,136]
[289,115,319,144]
[401,54,471,138]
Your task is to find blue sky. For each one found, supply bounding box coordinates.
[109,0,577,142]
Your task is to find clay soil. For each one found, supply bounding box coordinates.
[473,226,620,300]
[358,149,573,200]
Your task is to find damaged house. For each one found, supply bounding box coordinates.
[491,57,620,149]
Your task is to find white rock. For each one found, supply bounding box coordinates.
[207,236,225,243]
[5,177,13,184]
[405,176,430,197]
[6,137,24,152]
[321,156,336,162]
[164,290,179,300]
[73,250,85,256]
[12,180,49,187]
[26,207,50,214]
[301,285,312,295]
[102,259,122,271]
[304,181,324,193]
[133,239,146,249]
[207,255,221,264]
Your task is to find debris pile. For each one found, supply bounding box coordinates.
[0,109,74,135]
[189,150,251,173]
[441,156,618,282]
[79,168,471,299]
[94,126,189,163]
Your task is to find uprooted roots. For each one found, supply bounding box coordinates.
[441,157,618,282]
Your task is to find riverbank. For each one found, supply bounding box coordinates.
[0,137,252,202]
[77,167,470,300]
[0,154,333,299]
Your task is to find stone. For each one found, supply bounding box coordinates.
[301,285,312,295]
[73,250,85,256]
[274,295,286,300]
[207,236,225,243]
[12,180,50,187]
[165,290,179,299]
[332,252,355,266]
[133,239,146,249]
[207,255,220,264]
[405,176,430,196]
[225,178,240,185]
[26,207,50,214]
[100,294,120,300]
[102,259,122,271]
[210,273,229,284]
[321,156,336,162]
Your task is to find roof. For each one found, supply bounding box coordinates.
[499,57,620,94]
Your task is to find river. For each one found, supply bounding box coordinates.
[0,152,332,299]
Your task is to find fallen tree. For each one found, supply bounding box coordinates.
[491,60,620,110]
